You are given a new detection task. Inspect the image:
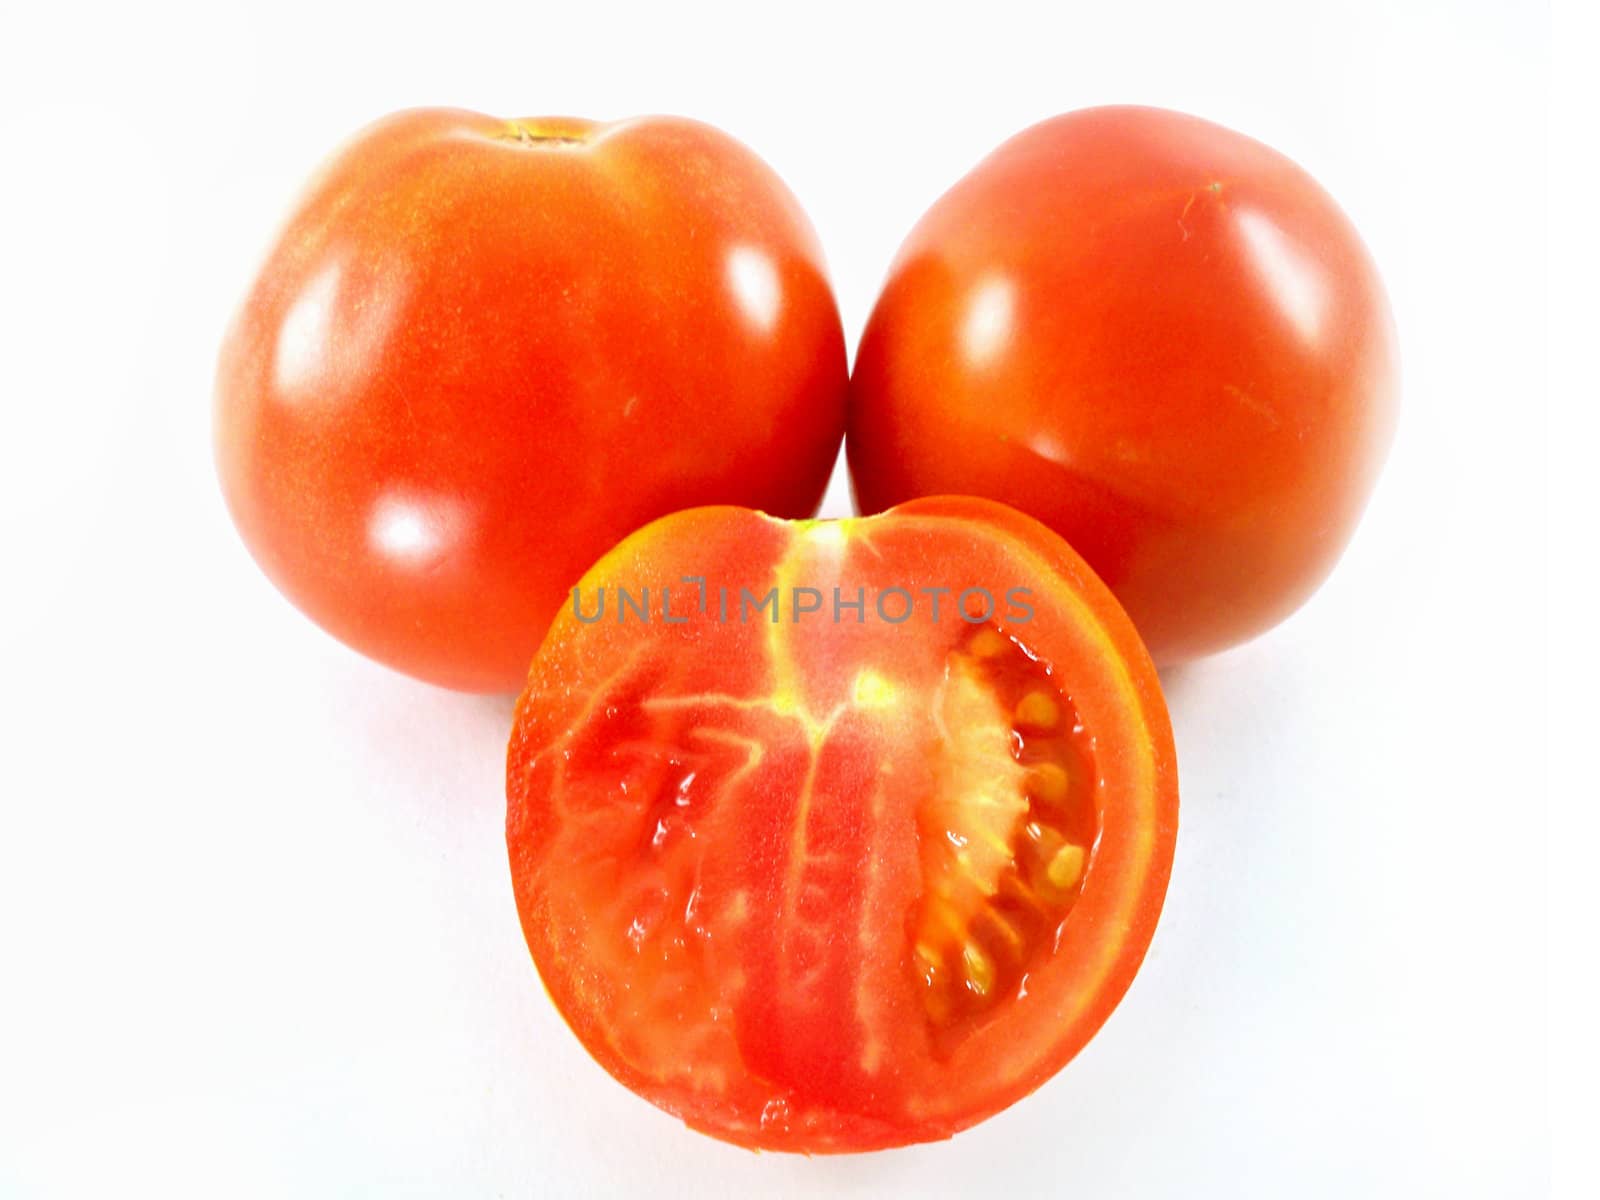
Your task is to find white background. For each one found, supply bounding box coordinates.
[0,1,1575,1196]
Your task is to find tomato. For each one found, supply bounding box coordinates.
[849,106,1398,664]
[216,109,847,692]
[506,497,1177,1151]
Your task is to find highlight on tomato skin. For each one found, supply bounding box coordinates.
[215,108,847,693]
[849,104,1399,666]
[505,496,1178,1153]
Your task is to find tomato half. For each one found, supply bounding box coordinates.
[506,497,1177,1151]
[849,106,1398,664]
[216,109,847,692]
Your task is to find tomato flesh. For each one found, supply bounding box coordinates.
[506,497,1177,1151]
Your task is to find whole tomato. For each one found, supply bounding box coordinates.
[216,109,847,692]
[849,106,1398,663]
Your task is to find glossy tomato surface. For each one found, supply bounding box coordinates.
[850,106,1398,664]
[216,109,847,692]
[506,497,1178,1151]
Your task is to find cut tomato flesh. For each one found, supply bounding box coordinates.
[506,497,1178,1151]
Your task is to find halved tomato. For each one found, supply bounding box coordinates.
[505,497,1178,1151]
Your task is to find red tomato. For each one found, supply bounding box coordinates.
[506,497,1178,1151]
[216,109,847,691]
[849,106,1398,663]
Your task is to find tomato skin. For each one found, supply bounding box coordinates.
[849,106,1398,663]
[506,497,1177,1152]
[216,109,847,692]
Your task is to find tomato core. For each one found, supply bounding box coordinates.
[501,117,595,145]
